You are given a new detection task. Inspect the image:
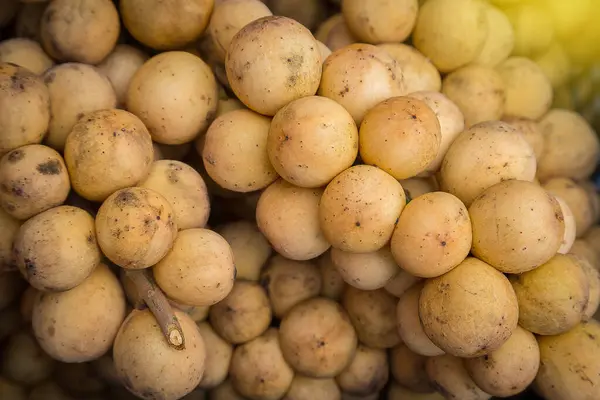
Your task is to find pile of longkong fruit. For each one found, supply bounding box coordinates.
[2,0,600,400]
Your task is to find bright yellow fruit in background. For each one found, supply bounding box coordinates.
[560,6,600,70]
[412,0,489,73]
[474,3,515,66]
[489,0,523,8]
[504,2,554,57]
[545,0,592,39]
[534,42,571,88]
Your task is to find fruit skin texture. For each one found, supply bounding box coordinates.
[543,177,594,238]
[97,44,149,106]
[153,228,235,306]
[256,179,330,261]
[260,255,322,319]
[342,0,418,44]
[469,180,564,274]
[279,297,357,378]
[202,109,278,192]
[359,96,441,180]
[95,187,178,270]
[31,264,126,363]
[42,62,117,152]
[209,280,272,345]
[537,109,600,182]
[378,44,442,94]
[127,51,218,145]
[412,0,488,73]
[389,342,434,393]
[267,95,358,189]
[439,121,537,208]
[216,221,272,282]
[474,4,514,67]
[441,64,506,128]
[336,344,389,396]
[40,0,120,64]
[0,63,50,156]
[0,144,70,220]
[509,254,589,336]
[426,354,491,400]
[225,16,321,116]
[407,91,465,176]
[318,43,405,124]
[64,109,154,203]
[391,191,472,278]
[330,246,400,291]
[208,0,273,61]
[342,286,401,349]
[120,0,214,50]
[319,165,406,253]
[497,57,553,120]
[419,257,519,358]
[396,282,444,357]
[139,160,210,231]
[229,328,294,400]
[113,308,206,400]
[464,326,539,398]
[535,321,600,400]
[13,205,101,292]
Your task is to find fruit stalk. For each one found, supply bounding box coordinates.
[125,269,186,350]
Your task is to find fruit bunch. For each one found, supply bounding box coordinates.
[0,1,600,400]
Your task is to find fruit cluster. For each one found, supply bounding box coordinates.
[0,1,599,400]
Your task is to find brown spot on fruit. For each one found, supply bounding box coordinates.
[10,75,25,91]
[9,183,25,197]
[24,258,36,276]
[7,150,24,163]
[166,163,182,184]
[36,159,62,175]
[114,190,140,208]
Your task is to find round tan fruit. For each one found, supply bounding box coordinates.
[225,16,321,116]
[359,96,441,180]
[113,308,206,400]
[419,257,519,358]
[32,264,126,363]
[267,96,358,188]
[391,191,471,278]
[95,187,178,269]
[320,165,406,253]
[0,62,50,155]
[469,180,564,274]
[153,228,235,306]
[279,297,357,378]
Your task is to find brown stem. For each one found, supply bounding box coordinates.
[125,269,185,350]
